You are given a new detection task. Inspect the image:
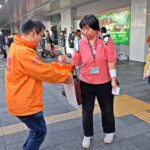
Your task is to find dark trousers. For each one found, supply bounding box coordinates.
[17,111,47,150]
[80,81,115,137]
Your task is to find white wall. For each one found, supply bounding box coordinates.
[77,0,131,16]
[61,8,77,53]
[130,0,147,62]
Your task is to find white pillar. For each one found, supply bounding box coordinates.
[130,0,147,62]
[61,8,77,54]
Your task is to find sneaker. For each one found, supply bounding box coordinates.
[104,133,115,144]
[82,136,91,149]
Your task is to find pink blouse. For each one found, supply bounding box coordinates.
[72,35,117,84]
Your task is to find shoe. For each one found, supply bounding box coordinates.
[104,133,115,144]
[82,136,91,149]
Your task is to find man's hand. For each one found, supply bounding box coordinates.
[58,55,67,63]
[58,55,71,64]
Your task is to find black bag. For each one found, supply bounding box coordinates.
[62,69,82,105]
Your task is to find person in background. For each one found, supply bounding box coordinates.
[0,31,7,59]
[74,29,82,51]
[58,15,118,149]
[5,19,72,150]
[58,31,66,55]
[68,28,75,49]
[50,29,55,44]
[101,26,111,45]
[40,33,46,58]
[143,35,150,85]
[7,33,16,48]
[45,30,55,58]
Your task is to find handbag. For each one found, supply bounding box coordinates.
[62,69,82,105]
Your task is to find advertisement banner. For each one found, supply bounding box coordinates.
[97,10,130,45]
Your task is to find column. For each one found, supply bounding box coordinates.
[129,0,147,62]
[61,8,77,54]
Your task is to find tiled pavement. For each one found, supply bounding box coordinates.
[0,58,150,150]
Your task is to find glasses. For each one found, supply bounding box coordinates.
[39,33,44,37]
[33,31,44,37]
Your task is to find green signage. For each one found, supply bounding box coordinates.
[97,10,130,45]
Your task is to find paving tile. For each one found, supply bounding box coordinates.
[40,134,55,149]
[117,115,142,125]
[41,145,59,150]
[51,106,70,115]
[98,140,140,150]
[51,130,76,145]
[66,126,83,142]
[57,140,82,150]
[118,122,150,138]
[93,113,102,124]
[63,118,82,129]
[0,113,20,126]
[5,142,23,150]
[115,117,128,128]
[4,132,26,146]
[47,122,66,134]
[128,134,150,150]
[94,122,103,134]
[90,134,106,149]
[0,136,5,150]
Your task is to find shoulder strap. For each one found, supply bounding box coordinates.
[103,34,110,39]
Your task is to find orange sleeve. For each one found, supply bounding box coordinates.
[17,50,72,83]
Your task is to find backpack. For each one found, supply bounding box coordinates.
[101,33,110,45]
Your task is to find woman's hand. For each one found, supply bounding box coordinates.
[111,78,118,91]
[58,55,72,64]
[111,78,118,87]
[58,55,67,63]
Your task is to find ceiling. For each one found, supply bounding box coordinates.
[0,0,99,29]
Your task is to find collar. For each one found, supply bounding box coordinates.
[14,35,36,49]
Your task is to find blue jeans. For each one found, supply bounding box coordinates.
[17,111,47,150]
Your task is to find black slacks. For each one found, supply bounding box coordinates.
[80,80,115,137]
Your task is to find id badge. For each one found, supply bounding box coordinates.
[90,67,99,74]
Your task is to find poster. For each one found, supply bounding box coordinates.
[97,10,130,45]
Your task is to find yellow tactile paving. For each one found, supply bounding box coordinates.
[133,111,150,122]
[2,123,25,136]
[114,95,150,117]
[1,94,150,137]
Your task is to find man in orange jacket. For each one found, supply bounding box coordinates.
[5,19,72,150]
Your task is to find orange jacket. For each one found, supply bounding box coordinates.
[5,35,72,116]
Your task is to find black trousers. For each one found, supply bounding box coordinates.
[80,81,115,137]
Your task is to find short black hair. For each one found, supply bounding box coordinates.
[21,19,45,34]
[101,27,107,33]
[76,29,81,33]
[79,15,100,31]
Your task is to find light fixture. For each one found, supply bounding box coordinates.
[0,4,2,9]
